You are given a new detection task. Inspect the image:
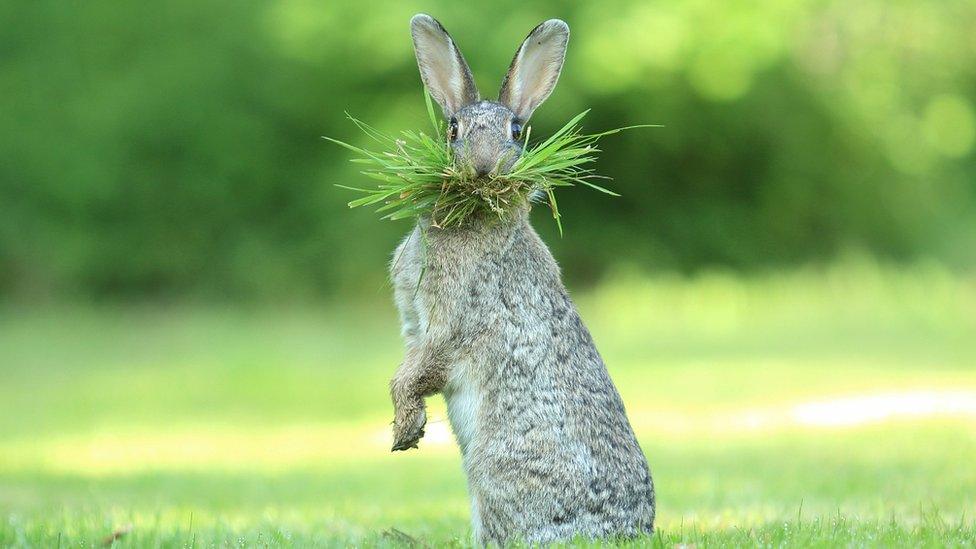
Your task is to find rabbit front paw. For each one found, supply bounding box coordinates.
[391,404,427,452]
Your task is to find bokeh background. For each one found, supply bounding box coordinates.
[1,0,975,546]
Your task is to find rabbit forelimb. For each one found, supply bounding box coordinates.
[390,340,451,451]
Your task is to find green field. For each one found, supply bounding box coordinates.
[2,260,975,547]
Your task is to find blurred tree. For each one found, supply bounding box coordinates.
[1,0,974,301]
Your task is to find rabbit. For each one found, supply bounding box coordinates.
[388,14,655,545]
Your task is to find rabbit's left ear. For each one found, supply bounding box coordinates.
[498,19,570,122]
[411,14,479,117]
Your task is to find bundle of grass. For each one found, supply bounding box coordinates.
[325,92,653,235]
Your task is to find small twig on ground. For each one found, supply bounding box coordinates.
[101,524,132,547]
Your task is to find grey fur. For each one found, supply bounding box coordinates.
[390,14,655,545]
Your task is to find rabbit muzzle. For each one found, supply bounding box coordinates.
[451,100,523,178]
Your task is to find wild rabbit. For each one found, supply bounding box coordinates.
[389,14,655,545]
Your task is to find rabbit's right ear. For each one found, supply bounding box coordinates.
[498,19,570,122]
[410,14,479,118]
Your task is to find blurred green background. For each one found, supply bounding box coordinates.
[2,0,976,546]
[3,0,975,301]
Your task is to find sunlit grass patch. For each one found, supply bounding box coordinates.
[1,422,974,546]
[1,260,975,546]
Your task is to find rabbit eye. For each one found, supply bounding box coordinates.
[448,118,459,141]
[511,121,522,141]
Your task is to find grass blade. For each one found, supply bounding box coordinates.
[325,109,655,230]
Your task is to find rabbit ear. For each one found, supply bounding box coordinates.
[410,14,479,117]
[498,19,569,122]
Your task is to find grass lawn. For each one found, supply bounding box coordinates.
[1,260,975,547]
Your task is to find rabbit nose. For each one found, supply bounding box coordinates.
[472,157,495,177]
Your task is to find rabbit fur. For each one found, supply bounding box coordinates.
[388,13,655,545]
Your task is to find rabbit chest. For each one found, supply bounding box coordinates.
[391,221,520,454]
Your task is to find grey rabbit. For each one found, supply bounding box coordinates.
[389,13,655,545]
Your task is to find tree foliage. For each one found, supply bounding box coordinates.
[1,0,974,299]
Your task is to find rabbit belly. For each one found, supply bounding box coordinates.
[443,358,485,540]
[443,358,480,456]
